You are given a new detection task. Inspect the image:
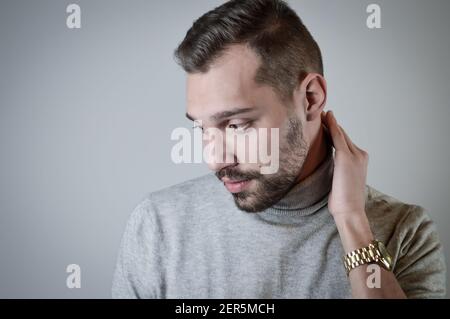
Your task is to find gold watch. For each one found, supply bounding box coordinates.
[343,239,393,275]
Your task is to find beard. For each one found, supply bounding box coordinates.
[215,114,309,213]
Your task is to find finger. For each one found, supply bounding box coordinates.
[351,142,369,160]
[337,124,357,154]
[326,111,350,152]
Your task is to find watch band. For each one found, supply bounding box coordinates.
[343,240,391,275]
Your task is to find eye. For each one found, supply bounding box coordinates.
[227,121,251,132]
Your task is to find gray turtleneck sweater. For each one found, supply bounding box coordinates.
[112,150,446,298]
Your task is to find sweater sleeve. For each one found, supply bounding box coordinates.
[112,197,162,299]
[393,205,447,298]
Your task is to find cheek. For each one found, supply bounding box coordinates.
[232,128,280,171]
[233,130,259,165]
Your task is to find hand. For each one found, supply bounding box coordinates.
[321,111,368,219]
[321,112,406,298]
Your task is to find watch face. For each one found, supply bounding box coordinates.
[376,241,393,268]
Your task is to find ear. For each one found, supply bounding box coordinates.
[296,73,327,121]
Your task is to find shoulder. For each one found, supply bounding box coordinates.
[364,184,442,267]
[149,172,222,203]
[145,172,227,212]
[365,185,432,235]
[128,172,229,224]
[364,184,442,259]
[365,185,446,298]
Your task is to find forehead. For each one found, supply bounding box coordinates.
[186,45,263,121]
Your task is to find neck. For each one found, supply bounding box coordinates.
[297,124,329,183]
[263,125,334,218]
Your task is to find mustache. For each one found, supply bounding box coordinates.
[215,167,261,181]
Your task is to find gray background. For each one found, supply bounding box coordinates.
[0,0,449,298]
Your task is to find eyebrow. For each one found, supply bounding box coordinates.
[186,107,255,122]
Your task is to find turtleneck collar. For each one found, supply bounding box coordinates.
[258,144,334,220]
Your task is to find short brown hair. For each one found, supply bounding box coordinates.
[174,0,323,101]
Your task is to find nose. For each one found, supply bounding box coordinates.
[203,129,237,172]
[208,156,237,173]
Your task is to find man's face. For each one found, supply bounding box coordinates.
[186,45,309,212]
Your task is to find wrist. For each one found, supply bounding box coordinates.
[333,212,374,253]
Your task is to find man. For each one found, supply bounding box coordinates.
[112,0,446,298]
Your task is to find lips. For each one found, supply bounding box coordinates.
[222,178,252,193]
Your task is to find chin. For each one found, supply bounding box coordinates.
[233,194,267,213]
